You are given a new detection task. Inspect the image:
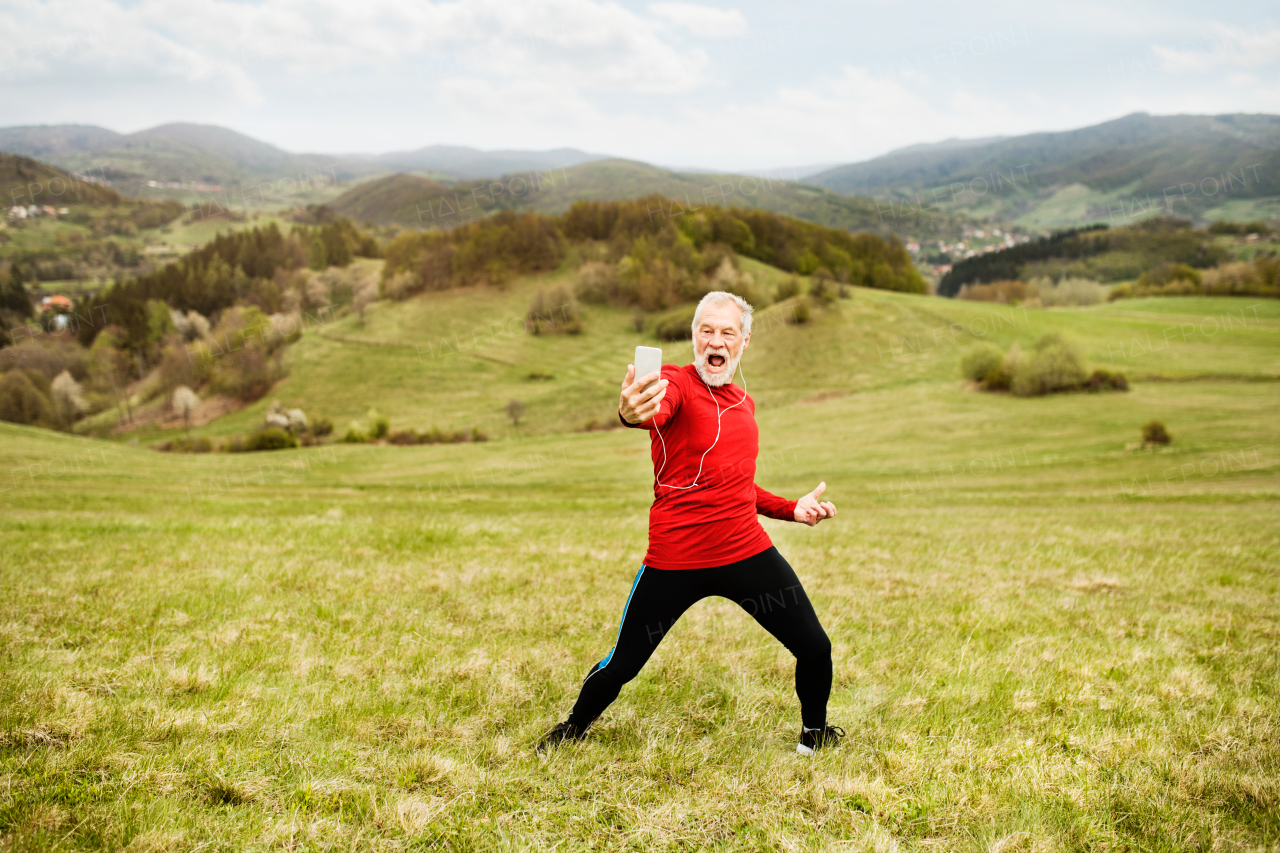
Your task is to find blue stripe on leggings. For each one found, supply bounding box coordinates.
[598,565,646,669]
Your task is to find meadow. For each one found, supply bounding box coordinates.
[2,279,1278,850]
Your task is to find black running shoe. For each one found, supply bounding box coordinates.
[797,724,845,755]
[536,721,587,753]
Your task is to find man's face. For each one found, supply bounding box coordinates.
[693,303,750,387]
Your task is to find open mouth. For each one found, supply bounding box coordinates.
[707,353,726,369]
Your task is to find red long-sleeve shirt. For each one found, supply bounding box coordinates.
[622,363,797,569]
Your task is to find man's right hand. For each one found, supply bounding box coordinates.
[619,364,668,424]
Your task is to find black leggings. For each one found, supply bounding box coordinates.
[567,546,832,730]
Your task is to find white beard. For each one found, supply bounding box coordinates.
[694,344,742,387]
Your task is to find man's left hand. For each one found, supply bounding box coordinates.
[795,481,837,526]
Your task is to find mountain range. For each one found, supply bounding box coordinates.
[323,158,967,240]
[0,122,605,191]
[2,112,1277,233]
[805,113,1280,228]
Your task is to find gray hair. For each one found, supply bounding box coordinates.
[692,291,754,337]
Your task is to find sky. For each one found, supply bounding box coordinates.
[1,0,1278,171]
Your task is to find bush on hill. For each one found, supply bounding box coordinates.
[963,334,1124,398]
[1201,258,1280,297]
[0,369,56,427]
[957,280,1026,304]
[1142,420,1172,445]
[653,306,697,341]
[527,287,582,334]
[1011,334,1089,396]
[1032,277,1106,307]
[1208,220,1272,235]
[1108,256,1279,300]
[960,343,1004,382]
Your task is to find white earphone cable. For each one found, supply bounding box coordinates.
[652,356,747,491]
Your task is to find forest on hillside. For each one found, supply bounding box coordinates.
[379,196,923,307]
[940,218,1279,300]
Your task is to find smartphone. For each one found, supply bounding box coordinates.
[634,346,663,391]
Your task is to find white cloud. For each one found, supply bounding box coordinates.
[649,3,748,38]
[1152,23,1280,72]
[0,0,1275,169]
[0,0,711,98]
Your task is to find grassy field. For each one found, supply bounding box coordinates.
[121,263,1280,446]
[2,282,1279,850]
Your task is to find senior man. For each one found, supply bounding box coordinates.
[538,291,842,755]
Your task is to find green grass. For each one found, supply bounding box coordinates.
[2,284,1278,849]
[143,277,1280,447]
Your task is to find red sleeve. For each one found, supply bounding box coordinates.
[755,485,798,521]
[620,365,682,431]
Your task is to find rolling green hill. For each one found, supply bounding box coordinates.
[328,159,976,240]
[807,112,1280,229]
[0,153,122,206]
[321,173,452,227]
[99,259,1277,447]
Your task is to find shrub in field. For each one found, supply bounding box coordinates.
[245,427,296,451]
[574,261,620,305]
[528,286,583,335]
[1033,276,1106,307]
[1135,262,1203,296]
[1140,262,1201,289]
[380,270,418,301]
[341,426,367,443]
[810,270,837,305]
[774,276,800,302]
[387,426,478,445]
[311,416,333,437]
[957,279,1026,304]
[1011,334,1088,397]
[1108,283,1134,301]
[1087,368,1129,391]
[171,385,199,428]
[1142,420,1172,445]
[0,369,55,427]
[960,343,1004,383]
[654,306,697,341]
[51,370,89,426]
[367,409,389,440]
[1201,258,1280,297]
[155,435,213,453]
[789,299,811,324]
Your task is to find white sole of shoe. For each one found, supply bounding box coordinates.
[796,743,815,755]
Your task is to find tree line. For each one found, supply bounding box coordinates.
[379,196,923,304]
[939,219,1234,296]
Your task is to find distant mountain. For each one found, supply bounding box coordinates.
[0,153,121,206]
[879,135,1009,157]
[0,124,608,197]
[0,123,344,194]
[326,157,972,239]
[806,113,1280,228]
[0,125,124,158]
[353,145,606,179]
